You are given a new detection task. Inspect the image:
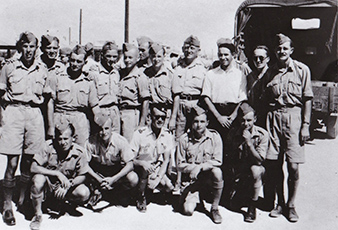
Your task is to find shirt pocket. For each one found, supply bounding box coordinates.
[189,74,203,90]
[8,73,25,95]
[33,75,45,96]
[96,80,109,96]
[77,87,89,106]
[287,78,302,98]
[57,82,71,104]
[266,78,281,97]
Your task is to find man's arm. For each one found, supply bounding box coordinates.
[301,99,312,144]
[102,161,134,188]
[139,99,149,126]
[47,99,55,139]
[169,94,180,131]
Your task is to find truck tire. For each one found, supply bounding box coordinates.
[327,115,338,138]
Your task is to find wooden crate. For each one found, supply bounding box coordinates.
[312,81,338,114]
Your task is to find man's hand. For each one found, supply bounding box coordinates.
[54,186,69,200]
[217,116,232,129]
[56,172,71,189]
[148,176,161,190]
[142,161,155,174]
[300,124,310,145]
[243,129,252,144]
[101,177,116,190]
[189,165,202,180]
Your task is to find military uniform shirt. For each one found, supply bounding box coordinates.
[172,57,207,96]
[266,59,313,107]
[226,125,268,164]
[89,63,120,106]
[33,143,89,179]
[118,66,150,107]
[177,129,223,166]
[85,132,134,166]
[0,58,49,104]
[202,63,247,104]
[48,68,99,112]
[144,64,173,104]
[130,126,174,164]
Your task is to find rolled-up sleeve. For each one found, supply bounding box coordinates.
[137,74,150,99]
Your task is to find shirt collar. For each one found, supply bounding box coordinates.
[16,58,41,72]
[188,129,212,142]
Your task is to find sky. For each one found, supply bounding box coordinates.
[0,0,243,57]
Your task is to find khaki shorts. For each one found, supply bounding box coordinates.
[266,106,305,163]
[0,104,45,155]
[120,109,140,142]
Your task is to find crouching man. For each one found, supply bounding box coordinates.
[84,114,138,207]
[176,106,224,224]
[131,104,175,213]
[226,102,268,223]
[30,122,90,230]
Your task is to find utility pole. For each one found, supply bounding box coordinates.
[79,9,82,44]
[69,27,71,46]
[124,0,129,43]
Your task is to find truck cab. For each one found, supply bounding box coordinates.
[234,0,338,138]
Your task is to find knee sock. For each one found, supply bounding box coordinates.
[3,178,16,210]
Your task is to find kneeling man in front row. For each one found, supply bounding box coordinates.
[176,106,224,224]
[30,122,90,230]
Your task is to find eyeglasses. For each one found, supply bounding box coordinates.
[153,115,166,120]
[254,56,267,62]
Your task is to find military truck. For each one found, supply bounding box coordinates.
[234,0,338,138]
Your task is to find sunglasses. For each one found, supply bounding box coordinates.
[153,115,166,120]
[253,56,267,62]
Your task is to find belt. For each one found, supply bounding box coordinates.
[100,102,119,108]
[270,104,301,112]
[119,104,140,110]
[6,101,40,108]
[180,94,200,101]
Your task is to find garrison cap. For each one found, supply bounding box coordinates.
[122,43,138,53]
[184,35,200,48]
[94,112,111,128]
[55,117,74,135]
[150,103,167,114]
[60,47,72,55]
[16,32,38,50]
[137,36,153,47]
[84,42,94,52]
[239,102,255,117]
[102,41,118,52]
[41,35,59,48]
[217,38,235,53]
[71,45,86,55]
[275,33,292,46]
[191,105,207,118]
[149,43,164,55]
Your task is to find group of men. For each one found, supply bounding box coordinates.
[0,30,312,229]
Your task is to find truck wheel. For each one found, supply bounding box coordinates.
[327,115,338,138]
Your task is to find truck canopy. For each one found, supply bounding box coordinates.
[235,0,337,81]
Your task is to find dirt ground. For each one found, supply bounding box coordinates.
[0,128,337,230]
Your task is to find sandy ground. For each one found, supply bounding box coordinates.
[0,129,337,230]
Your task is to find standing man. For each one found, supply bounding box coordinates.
[0,32,49,226]
[59,47,72,65]
[176,107,224,224]
[131,104,175,212]
[265,33,313,222]
[82,42,99,76]
[202,38,247,147]
[137,36,153,70]
[226,102,268,223]
[47,45,100,147]
[247,45,271,128]
[144,43,173,126]
[85,114,138,207]
[118,43,150,142]
[169,35,207,138]
[39,35,65,75]
[88,41,121,133]
[30,122,90,230]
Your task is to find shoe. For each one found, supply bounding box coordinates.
[244,206,256,223]
[210,209,222,224]
[287,207,299,222]
[136,195,147,213]
[86,189,102,208]
[269,204,284,218]
[2,209,16,226]
[30,215,42,230]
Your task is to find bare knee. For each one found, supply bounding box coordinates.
[72,184,90,202]
[126,171,139,188]
[32,174,47,191]
[211,167,223,182]
[250,165,264,181]
[5,155,20,178]
[287,163,299,180]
